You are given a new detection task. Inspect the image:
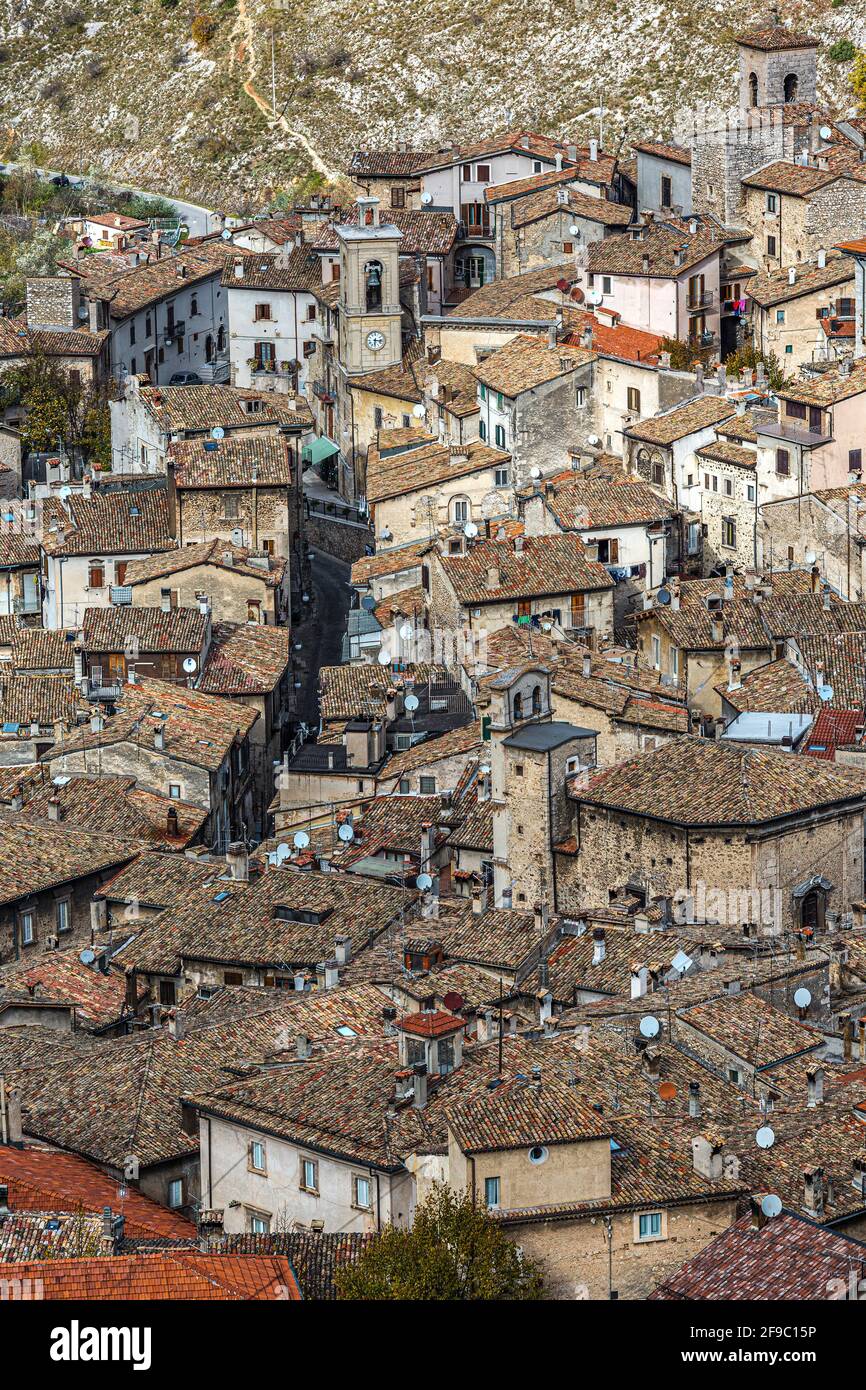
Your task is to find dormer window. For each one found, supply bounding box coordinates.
[365,260,383,311]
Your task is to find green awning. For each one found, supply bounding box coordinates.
[302,436,340,464]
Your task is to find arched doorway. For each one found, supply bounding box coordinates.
[784,73,799,103]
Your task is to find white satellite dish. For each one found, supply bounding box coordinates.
[463,521,478,539]
[182,656,198,674]
[585,289,603,306]
[79,947,96,966]
[275,841,291,863]
[420,191,433,205]
[399,622,414,641]
[755,1126,775,1150]
[293,830,310,849]
[338,822,355,842]
[380,527,392,542]
[818,683,834,702]
[377,649,392,666]
[412,403,425,418]
[569,224,581,237]
[793,987,812,1009]
[221,228,232,240]
[211,426,225,440]
[405,693,419,713]
[586,434,600,446]
[416,872,433,890]
[761,1193,783,1218]
[530,466,542,480]
[639,1015,660,1039]
[819,124,833,141]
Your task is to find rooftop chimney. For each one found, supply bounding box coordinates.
[582,652,592,678]
[296,1033,311,1060]
[226,841,249,882]
[197,1209,224,1253]
[412,1062,428,1109]
[592,928,606,964]
[589,139,598,161]
[692,1133,724,1180]
[804,1165,825,1217]
[46,797,63,822]
[807,1064,824,1107]
[817,247,827,269]
[788,267,797,285]
[334,934,352,966]
[688,1081,701,1119]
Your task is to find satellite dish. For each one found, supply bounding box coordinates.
[463,521,478,539]
[586,289,603,306]
[380,527,392,542]
[818,684,834,702]
[221,228,232,240]
[211,426,225,440]
[443,990,465,1012]
[639,1015,660,1039]
[793,987,812,1009]
[338,823,355,842]
[361,595,377,612]
[377,649,392,666]
[568,224,581,237]
[804,550,816,565]
[293,830,310,849]
[761,1193,783,1219]
[416,872,433,890]
[275,841,291,863]
[405,693,419,712]
[658,1081,677,1102]
[412,403,425,419]
[399,622,414,641]
[671,949,693,974]
[420,191,433,205]
[59,485,72,499]
[79,947,96,966]
[655,587,671,606]
[586,434,600,446]
[755,1125,775,1150]
[182,656,198,674]
[819,124,833,141]
[530,466,542,480]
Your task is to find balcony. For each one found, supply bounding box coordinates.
[686,290,715,312]
[164,320,185,343]
[457,222,493,242]
[314,381,336,405]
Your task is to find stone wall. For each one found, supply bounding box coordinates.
[306,511,372,563]
[25,276,79,330]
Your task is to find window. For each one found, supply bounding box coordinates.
[353,1175,372,1209]
[402,414,411,429]
[767,235,777,258]
[145,314,152,338]
[168,1179,183,1209]
[419,775,437,794]
[602,276,612,295]
[703,473,710,491]
[373,406,383,429]
[785,344,793,354]
[254,303,272,321]
[224,971,243,986]
[775,308,785,324]
[638,1211,662,1240]
[88,560,105,589]
[783,72,798,103]
[130,357,137,376]
[399,778,410,793]
[249,1140,267,1172]
[169,784,182,799]
[20,911,34,946]
[651,635,660,669]
[850,449,862,473]
[451,496,469,523]
[159,979,176,1005]
[652,462,664,486]
[724,478,733,496]
[576,385,586,408]
[56,899,70,934]
[478,419,486,441]
[722,516,737,549]
[766,193,777,213]
[563,241,573,255]
[190,294,198,316]
[627,387,641,412]
[787,400,807,420]
[749,71,758,107]
[688,522,700,555]
[248,1211,270,1235]
[306,303,316,321]
[475,163,491,183]
[660,175,672,208]
[533,160,543,173]
[495,464,509,486]
[747,484,755,502]
[711,475,718,492]
[479,383,487,401]
[494,424,506,449]
[364,259,383,311]
[223,493,239,519]
[496,393,504,410]
[597,538,619,564]
[461,163,472,181]
[839,297,855,318]
[300,1157,319,1193]
[390,185,405,209]
[776,448,790,476]
[484,1176,501,1209]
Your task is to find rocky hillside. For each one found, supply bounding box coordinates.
[1,0,865,209]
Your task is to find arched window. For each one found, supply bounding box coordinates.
[216,325,226,353]
[450,495,470,524]
[748,72,758,107]
[531,684,542,715]
[513,691,523,722]
[205,334,214,363]
[783,73,798,103]
[365,260,383,311]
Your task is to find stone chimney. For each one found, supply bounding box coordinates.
[803,1165,825,1217]
[334,934,352,966]
[226,842,249,882]
[582,652,592,678]
[688,1081,701,1119]
[412,1061,428,1109]
[46,797,63,822]
[296,1033,312,1059]
[807,1064,824,1107]
[630,964,648,999]
[692,1133,724,1180]
[197,1208,225,1253]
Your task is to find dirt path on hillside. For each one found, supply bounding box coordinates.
[230,0,343,185]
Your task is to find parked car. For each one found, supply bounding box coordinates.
[168,371,202,386]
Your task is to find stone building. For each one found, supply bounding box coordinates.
[741,164,866,271]
[760,485,866,601]
[366,429,513,548]
[490,184,632,279]
[747,251,856,368]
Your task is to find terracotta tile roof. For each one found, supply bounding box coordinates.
[41,489,174,558]
[439,533,614,605]
[525,471,674,529]
[446,794,494,852]
[170,432,294,487]
[632,140,692,167]
[625,395,735,444]
[216,1229,374,1298]
[695,439,758,469]
[240,215,303,244]
[415,130,568,175]
[484,165,583,204]
[349,149,438,177]
[82,604,206,654]
[139,384,312,435]
[0,1024,100,1075]
[432,904,539,970]
[651,1210,866,1300]
[446,263,576,320]
[7,627,76,673]
[318,663,446,723]
[718,657,815,714]
[0,533,41,569]
[803,708,862,759]
[198,621,290,697]
[0,1251,301,1299]
[716,411,759,444]
[748,251,855,307]
[20,774,206,850]
[473,334,595,395]
[741,160,836,196]
[97,850,219,910]
[312,208,458,256]
[575,736,866,826]
[777,360,866,407]
[366,434,509,504]
[76,241,249,320]
[735,24,818,50]
[351,542,431,587]
[381,721,483,782]
[0,951,131,1029]
[0,1209,105,1261]
[0,809,138,905]
[618,695,690,733]
[0,318,108,360]
[373,584,425,630]
[331,793,444,866]
[510,186,632,230]
[521,925,696,1002]
[678,990,821,1069]
[399,1008,464,1038]
[349,342,425,405]
[0,673,78,727]
[446,1074,611,1154]
[636,571,855,651]
[587,221,727,278]
[0,1139,194,1239]
[86,212,149,232]
[52,676,258,772]
[797,631,866,706]
[125,540,284,589]
[561,313,664,365]
[220,245,322,292]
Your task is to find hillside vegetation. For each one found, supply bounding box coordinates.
[1,0,865,209]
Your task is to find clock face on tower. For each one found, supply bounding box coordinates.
[366,330,386,351]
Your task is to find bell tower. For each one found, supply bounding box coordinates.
[336,196,403,375]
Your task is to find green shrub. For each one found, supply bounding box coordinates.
[190,12,217,45]
[830,38,856,61]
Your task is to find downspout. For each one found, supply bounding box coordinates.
[207,1115,213,1206]
[375,1170,382,1232]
